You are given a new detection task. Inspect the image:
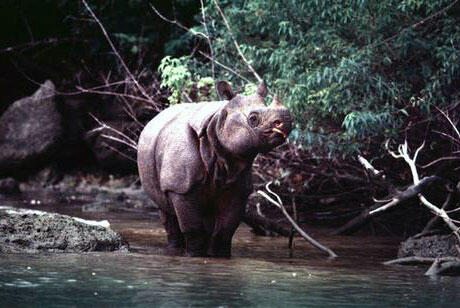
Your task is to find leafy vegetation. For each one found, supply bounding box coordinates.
[160,0,460,156]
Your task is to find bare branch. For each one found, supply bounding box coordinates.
[421,156,460,169]
[434,106,460,139]
[258,182,338,258]
[389,139,460,242]
[199,51,251,83]
[213,0,263,84]
[150,4,208,39]
[89,114,137,149]
[200,0,215,81]
[82,0,151,101]
[358,155,383,177]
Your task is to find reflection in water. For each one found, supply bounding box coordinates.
[1,191,459,307]
[1,253,459,307]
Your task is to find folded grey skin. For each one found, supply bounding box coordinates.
[137,80,292,257]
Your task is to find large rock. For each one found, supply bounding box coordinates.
[398,234,460,258]
[0,178,20,195]
[0,81,63,175]
[0,206,127,253]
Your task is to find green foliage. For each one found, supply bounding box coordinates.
[165,0,460,156]
[159,56,192,104]
[159,56,219,104]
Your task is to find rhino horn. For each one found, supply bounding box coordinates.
[271,95,283,107]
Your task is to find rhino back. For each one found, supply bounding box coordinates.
[137,101,224,209]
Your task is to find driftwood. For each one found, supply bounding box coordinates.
[425,258,460,276]
[258,182,338,259]
[243,211,291,236]
[384,256,460,276]
[331,175,443,235]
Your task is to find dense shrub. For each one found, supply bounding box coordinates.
[160,0,460,156]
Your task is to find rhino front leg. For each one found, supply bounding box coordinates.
[159,210,185,256]
[167,192,209,257]
[209,195,246,258]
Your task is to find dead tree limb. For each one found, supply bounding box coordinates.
[258,182,338,259]
[384,256,460,276]
[331,175,443,235]
[425,258,460,276]
[383,256,454,265]
[243,211,291,237]
[387,140,460,242]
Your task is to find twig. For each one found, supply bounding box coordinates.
[82,0,151,101]
[365,0,459,51]
[100,134,137,150]
[332,175,443,235]
[418,192,453,236]
[422,156,460,168]
[200,0,215,81]
[288,196,298,257]
[198,51,251,83]
[150,4,208,39]
[387,139,460,242]
[89,114,138,149]
[213,0,263,84]
[75,86,156,106]
[434,105,460,139]
[0,37,87,54]
[101,142,137,163]
[258,182,338,258]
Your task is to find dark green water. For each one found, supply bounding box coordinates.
[1,191,459,307]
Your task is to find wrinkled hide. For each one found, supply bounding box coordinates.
[137,81,292,257]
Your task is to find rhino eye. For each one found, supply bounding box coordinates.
[248,113,259,127]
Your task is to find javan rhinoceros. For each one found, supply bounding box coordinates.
[137,81,292,257]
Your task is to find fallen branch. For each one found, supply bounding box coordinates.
[243,211,291,237]
[387,140,460,242]
[425,257,460,276]
[357,155,385,179]
[258,182,338,258]
[383,256,453,266]
[331,175,443,235]
[384,256,460,276]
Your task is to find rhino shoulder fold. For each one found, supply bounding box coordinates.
[187,101,226,137]
[158,102,224,194]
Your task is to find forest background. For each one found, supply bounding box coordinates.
[1,0,459,238]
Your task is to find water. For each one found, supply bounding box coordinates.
[1,191,459,307]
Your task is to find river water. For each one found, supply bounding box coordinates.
[1,190,459,307]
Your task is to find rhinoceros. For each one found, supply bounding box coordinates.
[137,81,292,257]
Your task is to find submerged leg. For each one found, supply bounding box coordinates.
[209,193,247,258]
[168,192,209,257]
[159,210,185,256]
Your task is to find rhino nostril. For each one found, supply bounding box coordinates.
[273,120,282,128]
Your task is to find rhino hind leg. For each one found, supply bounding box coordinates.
[167,192,209,257]
[159,210,185,256]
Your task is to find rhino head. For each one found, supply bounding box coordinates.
[211,80,292,157]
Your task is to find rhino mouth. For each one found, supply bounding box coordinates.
[271,127,287,139]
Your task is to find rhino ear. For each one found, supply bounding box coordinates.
[256,80,268,97]
[216,81,236,100]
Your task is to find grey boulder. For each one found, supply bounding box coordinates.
[398,234,459,258]
[0,206,126,253]
[0,80,63,175]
